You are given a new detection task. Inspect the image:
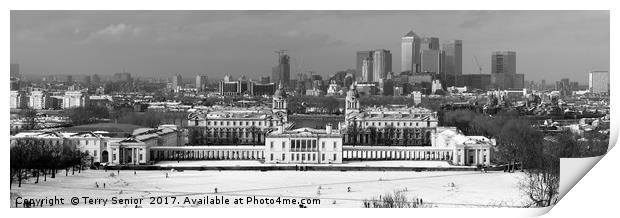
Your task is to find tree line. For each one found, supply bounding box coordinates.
[10,139,89,188]
[443,109,609,207]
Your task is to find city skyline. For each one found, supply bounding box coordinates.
[11,11,609,83]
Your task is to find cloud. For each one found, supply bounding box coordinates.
[84,23,143,42]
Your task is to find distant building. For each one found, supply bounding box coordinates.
[490,51,523,90]
[421,37,440,50]
[219,80,276,96]
[272,54,290,86]
[361,57,373,82]
[401,30,422,73]
[442,40,462,86]
[172,74,182,92]
[372,49,392,82]
[10,90,28,109]
[589,71,610,93]
[10,63,20,78]
[29,91,51,110]
[195,75,208,92]
[260,76,270,84]
[356,51,373,80]
[457,74,492,90]
[113,72,132,82]
[62,91,88,109]
[420,49,441,74]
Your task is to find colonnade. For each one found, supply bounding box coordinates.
[343,148,453,161]
[150,147,264,161]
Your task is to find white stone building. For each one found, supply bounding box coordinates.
[62,91,89,109]
[265,124,342,164]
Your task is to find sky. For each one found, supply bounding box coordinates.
[10,10,609,83]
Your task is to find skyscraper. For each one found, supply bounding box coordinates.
[420,49,441,73]
[421,37,440,50]
[589,71,610,93]
[172,74,182,91]
[272,54,290,86]
[491,51,523,89]
[196,74,208,92]
[443,40,463,76]
[492,51,517,75]
[372,49,392,82]
[401,30,421,73]
[361,57,373,82]
[356,51,373,80]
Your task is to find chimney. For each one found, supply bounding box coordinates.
[326,123,332,134]
[278,125,284,133]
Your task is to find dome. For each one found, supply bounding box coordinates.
[274,83,286,98]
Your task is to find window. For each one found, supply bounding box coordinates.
[333,154,337,161]
[94,150,98,157]
[270,141,274,148]
[322,154,325,161]
[282,141,285,149]
[85,140,89,145]
[270,153,274,161]
[282,153,285,160]
[313,154,316,161]
[139,154,143,161]
[333,142,337,149]
[322,142,325,149]
[113,155,116,161]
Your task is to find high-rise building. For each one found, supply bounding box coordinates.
[10,63,20,78]
[443,40,463,76]
[421,37,440,50]
[361,57,374,82]
[260,76,270,84]
[10,90,28,109]
[356,51,373,80]
[272,54,290,86]
[172,74,182,91]
[589,71,610,93]
[420,49,441,74]
[401,31,422,73]
[195,75,208,92]
[491,51,523,89]
[492,51,517,75]
[372,49,392,82]
[541,80,546,90]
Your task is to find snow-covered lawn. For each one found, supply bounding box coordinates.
[10,170,527,208]
[155,160,463,168]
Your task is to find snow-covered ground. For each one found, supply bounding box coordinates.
[10,170,527,208]
[155,160,463,168]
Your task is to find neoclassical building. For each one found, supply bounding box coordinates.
[343,85,439,146]
[264,124,342,164]
[186,83,290,145]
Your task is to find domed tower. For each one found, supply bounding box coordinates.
[272,83,288,122]
[345,84,360,117]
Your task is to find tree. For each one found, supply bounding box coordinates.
[19,107,38,130]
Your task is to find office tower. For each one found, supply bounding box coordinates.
[372,49,392,82]
[361,57,374,82]
[443,40,463,76]
[83,75,91,86]
[172,74,182,91]
[272,54,290,86]
[196,75,208,92]
[356,51,373,79]
[10,63,20,78]
[401,30,421,73]
[589,71,610,93]
[541,79,546,90]
[491,51,523,89]
[421,37,440,50]
[420,49,441,74]
[492,51,517,74]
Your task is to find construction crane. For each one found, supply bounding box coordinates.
[473,55,484,74]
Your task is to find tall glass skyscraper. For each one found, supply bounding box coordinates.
[401,30,421,73]
[272,54,290,86]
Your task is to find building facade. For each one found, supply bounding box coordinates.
[401,30,422,73]
[589,71,610,93]
[372,49,392,82]
[196,75,208,92]
[265,124,342,164]
[62,91,89,109]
